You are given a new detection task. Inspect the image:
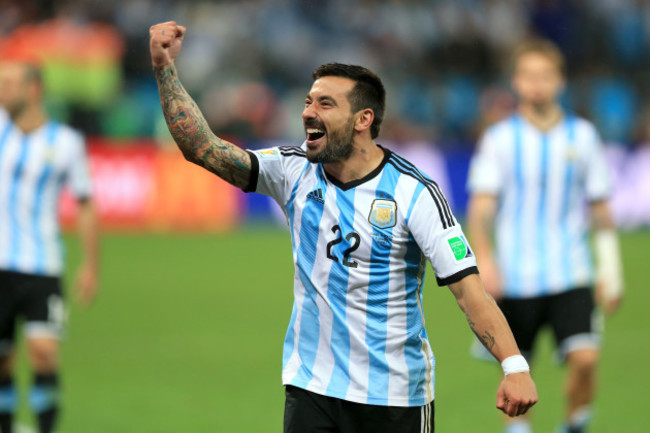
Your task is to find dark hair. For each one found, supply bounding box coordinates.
[312,63,386,139]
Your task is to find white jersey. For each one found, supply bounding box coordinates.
[0,109,92,276]
[247,144,478,407]
[468,114,611,298]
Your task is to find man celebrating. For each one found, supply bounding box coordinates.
[0,57,99,433]
[150,21,537,432]
[467,39,624,433]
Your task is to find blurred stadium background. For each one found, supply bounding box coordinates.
[1,0,649,431]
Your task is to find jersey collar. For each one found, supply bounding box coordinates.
[322,145,391,191]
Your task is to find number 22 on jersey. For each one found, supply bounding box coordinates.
[326,224,360,268]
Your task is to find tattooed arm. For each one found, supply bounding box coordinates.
[149,21,251,189]
[449,274,538,417]
[448,274,516,359]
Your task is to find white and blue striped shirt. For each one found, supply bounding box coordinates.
[0,109,92,276]
[247,144,478,407]
[468,114,611,298]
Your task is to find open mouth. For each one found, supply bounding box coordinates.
[306,128,326,142]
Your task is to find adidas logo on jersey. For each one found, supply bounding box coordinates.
[306,188,325,204]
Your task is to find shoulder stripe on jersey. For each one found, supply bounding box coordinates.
[387,156,454,229]
[387,157,450,229]
[279,146,307,158]
[388,153,454,227]
[279,151,307,159]
[279,145,305,152]
[389,152,435,182]
[389,153,453,219]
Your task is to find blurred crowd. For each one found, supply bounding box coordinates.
[1,0,649,149]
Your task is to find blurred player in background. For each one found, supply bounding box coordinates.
[150,21,537,433]
[467,39,624,433]
[0,58,100,433]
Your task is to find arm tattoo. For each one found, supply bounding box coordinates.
[154,65,251,188]
[467,314,496,351]
[477,330,496,351]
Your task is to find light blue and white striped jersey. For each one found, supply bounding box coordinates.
[247,144,478,407]
[468,114,611,298]
[0,109,92,276]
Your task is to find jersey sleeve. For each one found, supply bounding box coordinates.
[66,130,93,200]
[582,124,612,201]
[407,188,479,286]
[244,145,308,205]
[467,129,502,196]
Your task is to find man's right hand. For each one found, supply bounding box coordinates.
[496,372,538,417]
[149,21,186,68]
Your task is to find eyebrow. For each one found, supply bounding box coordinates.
[305,95,338,106]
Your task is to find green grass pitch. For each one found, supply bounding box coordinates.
[11,229,650,432]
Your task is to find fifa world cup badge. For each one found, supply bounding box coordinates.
[369,199,397,229]
[447,235,474,261]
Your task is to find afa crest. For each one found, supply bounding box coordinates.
[565,148,579,162]
[43,148,56,163]
[368,199,397,229]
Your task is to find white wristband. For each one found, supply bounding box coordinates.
[501,355,530,376]
[594,229,624,299]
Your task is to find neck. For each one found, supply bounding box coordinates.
[323,139,384,184]
[519,102,563,131]
[10,104,48,133]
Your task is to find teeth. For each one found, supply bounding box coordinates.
[306,128,324,134]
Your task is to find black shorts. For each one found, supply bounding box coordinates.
[0,270,65,355]
[284,385,434,433]
[498,287,601,361]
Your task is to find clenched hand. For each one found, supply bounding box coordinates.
[496,372,538,417]
[150,21,187,68]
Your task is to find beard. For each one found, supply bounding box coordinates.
[525,91,556,112]
[1,98,27,120]
[306,116,355,164]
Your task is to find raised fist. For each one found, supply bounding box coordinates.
[149,21,187,68]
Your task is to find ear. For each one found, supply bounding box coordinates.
[354,108,374,134]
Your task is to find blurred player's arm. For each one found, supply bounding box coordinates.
[590,199,624,314]
[467,193,502,297]
[149,21,251,189]
[75,198,100,306]
[449,274,538,417]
